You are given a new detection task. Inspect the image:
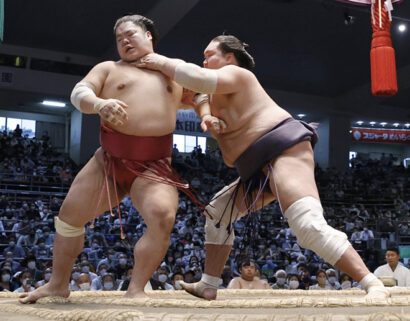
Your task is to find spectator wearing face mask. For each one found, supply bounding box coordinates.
[0,267,15,292]
[79,260,97,281]
[101,274,117,291]
[272,269,289,289]
[24,256,43,282]
[114,253,131,280]
[76,273,91,291]
[309,270,332,290]
[156,267,173,290]
[3,235,26,258]
[69,265,82,291]
[90,263,110,290]
[34,237,51,259]
[2,251,21,273]
[288,274,301,290]
[326,268,341,290]
[35,267,52,288]
[13,270,35,293]
[88,240,104,269]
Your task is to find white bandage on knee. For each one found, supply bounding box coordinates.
[284,196,351,265]
[70,82,96,110]
[174,63,218,94]
[205,185,247,245]
[54,217,85,237]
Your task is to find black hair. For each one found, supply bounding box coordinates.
[114,14,159,48]
[386,247,400,255]
[212,35,255,70]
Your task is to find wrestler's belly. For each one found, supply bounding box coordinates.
[102,106,178,136]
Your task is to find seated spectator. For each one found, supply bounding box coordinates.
[374,247,410,287]
[75,273,92,291]
[34,237,51,259]
[339,273,353,289]
[309,270,332,290]
[35,267,52,288]
[3,235,25,258]
[101,273,117,291]
[156,266,173,290]
[272,269,289,289]
[183,270,195,284]
[325,268,341,290]
[2,251,21,273]
[24,255,43,282]
[13,270,35,293]
[171,272,184,290]
[288,274,301,290]
[114,253,131,281]
[227,258,271,290]
[0,267,15,292]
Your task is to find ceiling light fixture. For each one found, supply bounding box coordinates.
[356,121,364,125]
[393,123,399,127]
[297,114,306,119]
[369,121,376,126]
[42,100,66,107]
[398,24,406,32]
[380,122,387,126]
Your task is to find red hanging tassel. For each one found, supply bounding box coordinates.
[370,0,398,97]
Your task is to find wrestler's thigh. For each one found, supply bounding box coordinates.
[216,178,276,217]
[59,153,126,226]
[129,173,178,226]
[269,140,320,212]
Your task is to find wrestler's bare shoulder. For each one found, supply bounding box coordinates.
[219,65,256,83]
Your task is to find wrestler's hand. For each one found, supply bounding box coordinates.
[134,53,168,71]
[181,88,196,107]
[94,98,128,126]
[201,114,227,136]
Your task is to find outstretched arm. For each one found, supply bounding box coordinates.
[136,53,251,95]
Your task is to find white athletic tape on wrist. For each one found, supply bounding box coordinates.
[174,63,217,94]
[70,82,96,110]
[54,217,85,237]
[205,185,247,245]
[284,196,351,265]
[193,94,209,107]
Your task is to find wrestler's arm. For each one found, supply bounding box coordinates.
[179,90,227,135]
[136,54,252,95]
[71,61,113,113]
[70,61,128,126]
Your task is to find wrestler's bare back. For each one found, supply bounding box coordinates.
[87,60,183,136]
[210,73,291,166]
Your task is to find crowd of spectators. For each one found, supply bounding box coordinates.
[0,127,409,293]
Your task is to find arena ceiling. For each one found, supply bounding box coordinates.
[1,0,409,120]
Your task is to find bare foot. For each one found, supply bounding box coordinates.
[180,281,217,300]
[124,290,148,299]
[19,283,70,304]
